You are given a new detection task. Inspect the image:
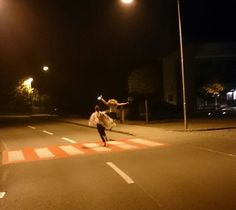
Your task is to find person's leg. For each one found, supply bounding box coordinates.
[103,134,108,142]
[97,124,106,146]
[100,126,107,146]
[100,125,108,145]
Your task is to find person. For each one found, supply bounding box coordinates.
[88,105,115,146]
[98,95,129,119]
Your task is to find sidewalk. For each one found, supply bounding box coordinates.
[1,114,236,141]
[60,117,236,138]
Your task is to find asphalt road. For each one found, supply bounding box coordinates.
[1,119,236,209]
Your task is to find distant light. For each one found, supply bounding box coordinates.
[208,112,211,116]
[43,66,49,71]
[23,78,34,92]
[226,92,233,100]
[222,112,226,115]
[121,0,134,4]
[97,95,102,100]
[234,91,236,100]
[23,78,33,86]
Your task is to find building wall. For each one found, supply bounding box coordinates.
[162,42,236,111]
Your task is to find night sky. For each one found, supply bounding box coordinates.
[0,0,236,113]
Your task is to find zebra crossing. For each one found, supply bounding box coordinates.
[2,138,167,165]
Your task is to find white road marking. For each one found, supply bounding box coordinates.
[0,192,6,199]
[106,162,134,184]
[34,148,55,158]
[83,143,100,148]
[27,126,36,129]
[129,138,164,146]
[59,145,84,155]
[61,137,77,144]
[8,150,25,162]
[83,143,111,152]
[192,146,236,158]
[92,147,111,152]
[107,141,137,149]
[42,130,54,135]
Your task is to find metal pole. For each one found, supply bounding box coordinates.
[177,0,188,130]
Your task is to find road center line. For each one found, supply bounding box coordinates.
[191,145,236,158]
[0,192,6,199]
[61,137,77,144]
[27,125,36,129]
[106,162,134,184]
[42,130,54,135]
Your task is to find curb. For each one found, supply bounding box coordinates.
[176,126,236,132]
[59,119,236,134]
[59,120,135,136]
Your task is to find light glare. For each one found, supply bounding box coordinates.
[121,0,134,4]
[23,78,33,86]
[43,66,49,71]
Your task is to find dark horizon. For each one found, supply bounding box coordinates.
[0,0,236,114]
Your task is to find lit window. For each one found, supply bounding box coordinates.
[233,91,236,100]
[227,92,233,100]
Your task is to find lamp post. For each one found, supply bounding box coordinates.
[177,0,188,130]
[120,0,188,129]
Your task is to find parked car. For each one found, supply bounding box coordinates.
[206,106,236,117]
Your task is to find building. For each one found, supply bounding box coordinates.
[162,42,236,112]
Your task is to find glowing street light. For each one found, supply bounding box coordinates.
[121,0,134,4]
[43,66,49,72]
[23,77,33,92]
[23,77,34,107]
[120,0,188,129]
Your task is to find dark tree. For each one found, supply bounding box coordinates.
[128,67,161,122]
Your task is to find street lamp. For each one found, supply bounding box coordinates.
[176,0,188,130]
[120,0,188,129]
[121,0,134,4]
[23,77,33,92]
[23,77,34,107]
[43,66,49,72]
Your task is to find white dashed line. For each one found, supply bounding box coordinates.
[193,146,236,158]
[42,130,54,135]
[106,162,134,184]
[0,192,6,199]
[27,126,36,129]
[61,137,77,144]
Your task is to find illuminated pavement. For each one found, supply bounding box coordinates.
[60,117,236,140]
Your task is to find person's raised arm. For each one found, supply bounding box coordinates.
[117,101,129,106]
[100,97,108,106]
